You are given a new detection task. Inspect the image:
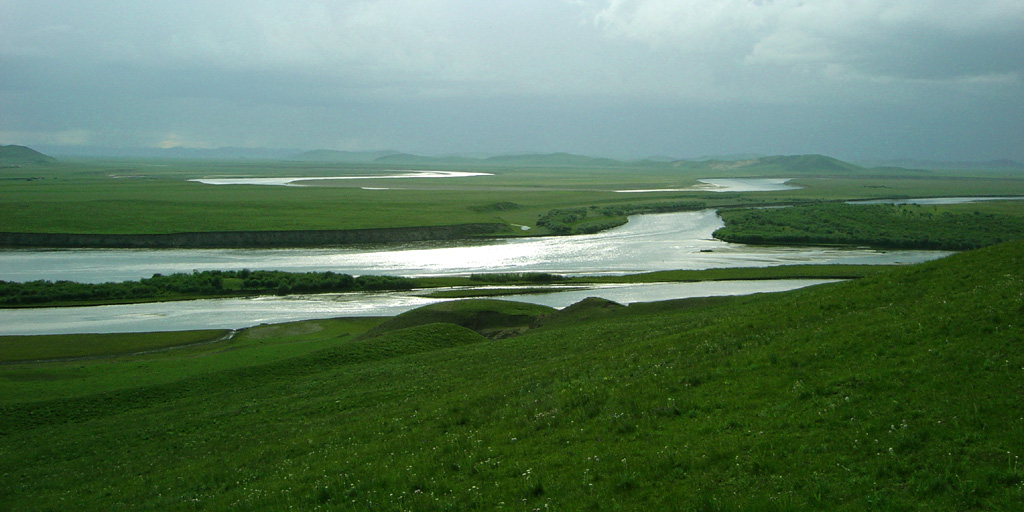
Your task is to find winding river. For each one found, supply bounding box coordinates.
[0,209,950,335]
[0,210,943,284]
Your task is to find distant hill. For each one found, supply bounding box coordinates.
[684,153,765,162]
[368,151,626,168]
[857,158,1024,171]
[292,149,402,163]
[753,154,862,173]
[482,152,624,168]
[156,146,299,160]
[0,145,57,166]
[35,145,300,160]
[682,154,863,174]
[372,152,481,166]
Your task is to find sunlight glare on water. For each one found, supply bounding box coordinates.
[0,210,947,283]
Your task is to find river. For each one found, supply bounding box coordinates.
[0,210,944,283]
[0,280,843,335]
[0,209,950,335]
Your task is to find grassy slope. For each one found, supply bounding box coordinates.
[0,330,230,362]
[1,242,1022,510]
[0,145,57,166]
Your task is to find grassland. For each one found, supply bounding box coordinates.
[2,151,1024,509]
[1,241,1022,510]
[715,201,1024,250]
[3,155,1024,238]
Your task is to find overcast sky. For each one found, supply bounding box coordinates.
[2,0,1022,160]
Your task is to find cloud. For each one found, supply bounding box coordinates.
[0,129,95,146]
[1,0,1021,159]
[587,0,1024,82]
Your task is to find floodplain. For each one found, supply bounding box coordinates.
[2,151,1024,510]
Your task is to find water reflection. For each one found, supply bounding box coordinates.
[189,170,494,186]
[0,210,947,284]
[615,178,799,193]
[0,280,839,335]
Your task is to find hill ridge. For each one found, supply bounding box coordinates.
[0,145,57,166]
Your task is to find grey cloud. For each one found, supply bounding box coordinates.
[1,0,1021,160]
[591,0,1024,82]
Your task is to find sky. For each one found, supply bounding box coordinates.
[2,0,1022,161]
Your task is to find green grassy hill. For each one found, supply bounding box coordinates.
[0,145,57,166]
[358,299,556,339]
[1,242,1022,510]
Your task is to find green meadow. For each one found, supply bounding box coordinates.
[3,154,1024,236]
[3,151,1024,510]
[716,202,1024,250]
[1,241,1023,510]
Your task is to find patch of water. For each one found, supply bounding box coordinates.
[189,170,493,186]
[0,210,948,284]
[615,178,800,193]
[0,280,840,335]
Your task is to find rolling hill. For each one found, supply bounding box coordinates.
[0,145,57,166]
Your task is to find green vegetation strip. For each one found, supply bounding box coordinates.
[716,202,1024,250]
[7,155,1024,239]
[1,241,1022,510]
[0,270,414,307]
[2,266,886,308]
[0,330,230,363]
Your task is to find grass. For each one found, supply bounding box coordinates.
[0,329,230,363]
[716,202,1024,250]
[3,157,1024,236]
[1,240,1022,510]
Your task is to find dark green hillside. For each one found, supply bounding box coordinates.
[360,299,556,339]
[1,242,1022,510]
[0,145,57,166]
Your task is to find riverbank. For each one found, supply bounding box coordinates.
[0,223,508,249]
